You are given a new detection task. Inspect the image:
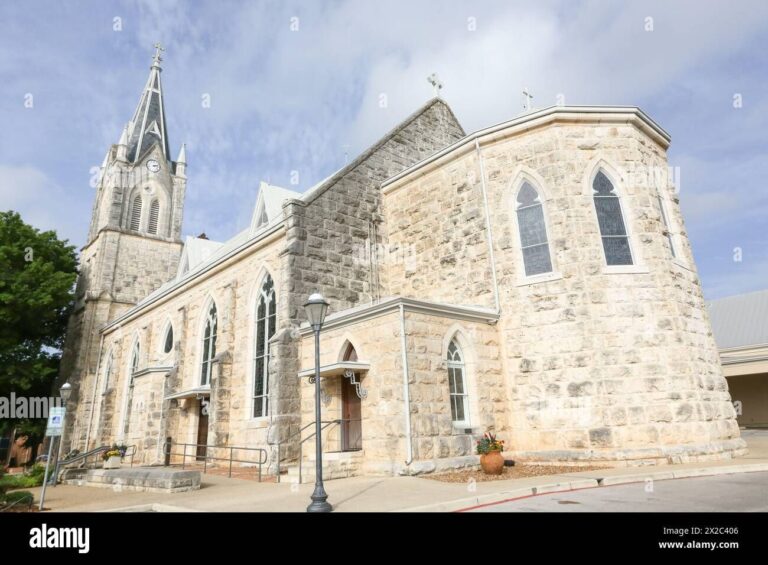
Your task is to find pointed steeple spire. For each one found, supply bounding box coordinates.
[116,124,129,161]
[176,144,186,177]
[125,43,171,163]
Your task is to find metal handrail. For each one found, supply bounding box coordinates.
[274,418,361,484]
[52,444,137,485]
[163,440,269,481]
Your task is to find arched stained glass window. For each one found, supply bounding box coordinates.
[253,275,276,418]
[593,171,633,266]
[200,303,217,386]
[516,182,552,276]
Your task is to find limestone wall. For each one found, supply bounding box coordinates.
[382,116,745,464]
[93,232,284,465]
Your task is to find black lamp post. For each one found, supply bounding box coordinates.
[304,292,331,513]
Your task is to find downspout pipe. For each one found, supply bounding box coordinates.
[399,303,413,467]
[474,138,501,314]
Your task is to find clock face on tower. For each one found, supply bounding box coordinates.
[146,159,161,173]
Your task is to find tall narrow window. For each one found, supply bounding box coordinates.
[200,303,217,386]
[516,182,553,276]
[130,195,142,231]
[103,350,114,392]
[593,171,633,266]
[123,342,140,436]
[656,193,676,258]
[447,340,469,426]
[253,275,276,418]
[130,342,140,375]
[148,199,160,235]
[163,324,174,354]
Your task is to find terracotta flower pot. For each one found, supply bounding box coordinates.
[480,450,504,475]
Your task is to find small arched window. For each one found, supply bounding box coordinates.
[148,199,160,235]
[163,323,174,355]
[447,340,469,426]
[516,182,552,276]
[593,170,633,265]
[200,303,217,386]
[130,195,142,231]
[253,275,276,418]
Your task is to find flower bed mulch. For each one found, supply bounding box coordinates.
[422,463,610,483]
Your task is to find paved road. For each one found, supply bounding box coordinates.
[469,471,768,512]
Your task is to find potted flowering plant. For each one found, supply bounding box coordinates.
[102,444,127,469]
[476,432,505,475]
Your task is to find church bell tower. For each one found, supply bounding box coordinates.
[58,45,186,450]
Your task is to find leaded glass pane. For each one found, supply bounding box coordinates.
[517,205,547,247]
[517,182,539,206]
[595,197,627,236]
[522,244,553,276]
[602,236,633,266]
[593,171,614,195]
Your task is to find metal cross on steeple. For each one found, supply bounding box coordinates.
[427,73,443,98]
[152,42,165,68]
[522,88,534,112]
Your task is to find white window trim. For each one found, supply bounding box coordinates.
[447,341,471,428]
[198,301,218,387]
[247,270,278,423]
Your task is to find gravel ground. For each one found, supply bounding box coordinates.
[423,464,610,483]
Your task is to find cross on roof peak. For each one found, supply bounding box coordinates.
[152,42,165,67]
[427,73,443,98]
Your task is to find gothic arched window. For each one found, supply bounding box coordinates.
[447,340,469,426]
[130,342,140,376]
[163,323,174,355]
[103,349,115,392]
[130,195,142,231]
[148,199,160,235]
[122,341,140,437]
[516,182,552,276]
[200,302,217,386]
[253,275,276,418]
[593,171,633,265]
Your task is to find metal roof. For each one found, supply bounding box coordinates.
[707,289,768,349]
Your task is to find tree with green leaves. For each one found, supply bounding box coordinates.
[0,211,77,443]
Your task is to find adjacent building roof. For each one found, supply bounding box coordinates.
[708,289,768,349]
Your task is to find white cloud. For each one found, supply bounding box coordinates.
[0,165,85,245]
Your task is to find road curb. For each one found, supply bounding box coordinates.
[398,462,768,512]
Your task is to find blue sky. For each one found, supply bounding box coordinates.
[0,0,766,299]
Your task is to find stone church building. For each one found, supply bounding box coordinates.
[59,50,746,478]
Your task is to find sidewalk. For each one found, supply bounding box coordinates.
[32,430,768,512]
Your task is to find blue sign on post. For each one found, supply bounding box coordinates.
[45,407,65,437]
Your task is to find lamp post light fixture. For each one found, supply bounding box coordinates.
[52,382,73,489]
[304,292,332,513]
[60,382,72,403]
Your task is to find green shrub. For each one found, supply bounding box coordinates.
[0,464,47,489]
[4,490,33,506]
